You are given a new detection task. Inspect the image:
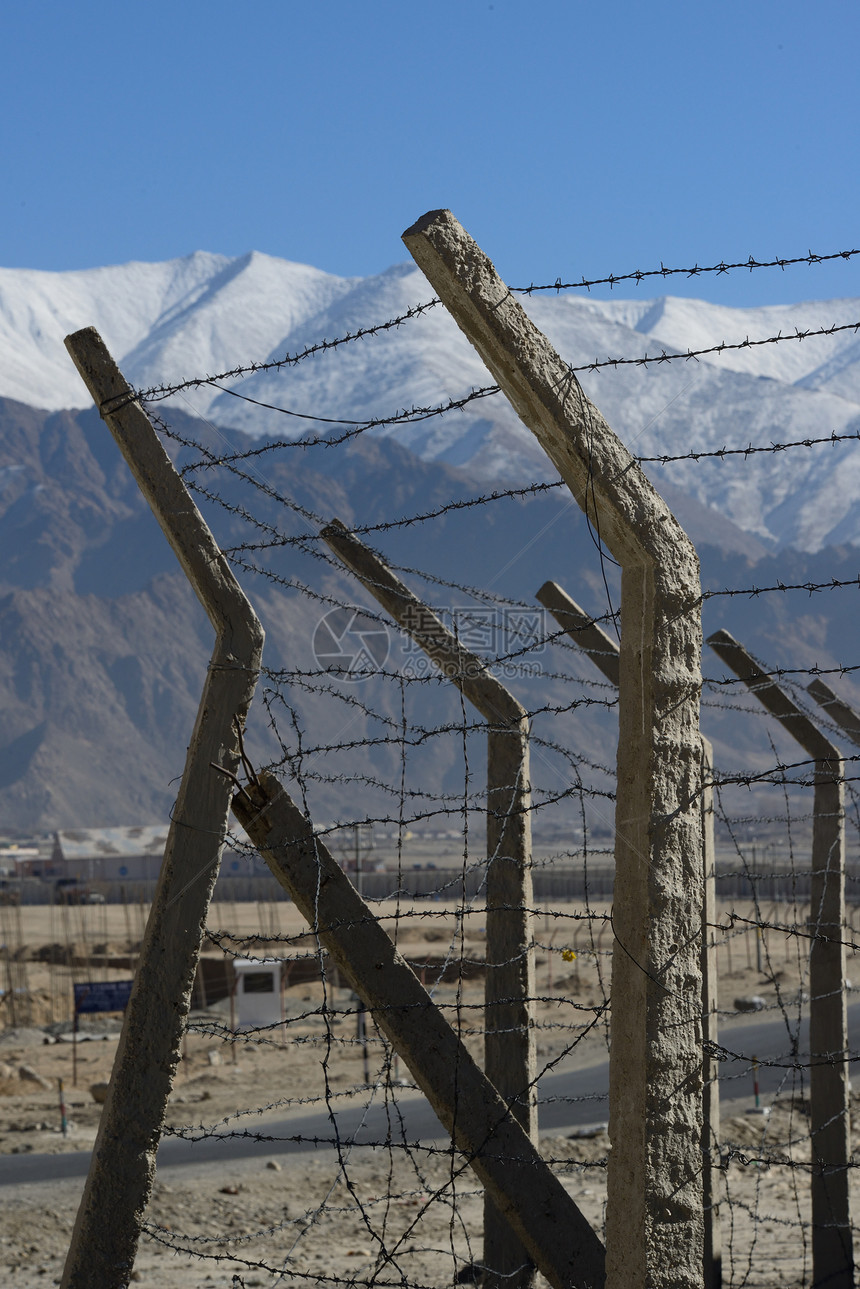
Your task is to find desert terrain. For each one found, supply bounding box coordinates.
[0,895,856,1287]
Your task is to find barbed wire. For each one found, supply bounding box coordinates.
[571,317,860,376]
[135,297,442,403]
[178,383,499,451]
[514,246,860,295]
[702,573,860,602]
[147,317,860,444]
[640,424,860,466]
[175,431,860,568]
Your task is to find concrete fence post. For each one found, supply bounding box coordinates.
[808,678,860,746]
[403,210,704,1289]
[534,584,620,688]
[537,581,721,1288]
[60,329,264,1289]
[707,630,852,1289]
[231,771,605,1289]
[322,519,536,1289]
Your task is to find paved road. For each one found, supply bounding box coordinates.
[3,1000,857,1188]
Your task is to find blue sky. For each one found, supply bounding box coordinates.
[2,1,858,306]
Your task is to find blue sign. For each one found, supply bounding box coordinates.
[73,980,134,1014]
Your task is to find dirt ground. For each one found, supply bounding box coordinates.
[0,897,855,1286]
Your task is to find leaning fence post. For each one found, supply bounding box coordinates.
[537,580,721,1289]
[322,519,536,1289]
[807,678,860,747]
[60,329,264,1289]
[708,629,852,1289]
[403,209,704,1289]
[231,770,605,1289]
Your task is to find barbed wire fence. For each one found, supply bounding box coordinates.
[55,224,860,1288]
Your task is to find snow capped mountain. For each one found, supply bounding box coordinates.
[1,249,859,552]
[0,251,355,412]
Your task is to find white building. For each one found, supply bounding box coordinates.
[232,959,284,1031]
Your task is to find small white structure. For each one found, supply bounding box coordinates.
[232,959,284,1031]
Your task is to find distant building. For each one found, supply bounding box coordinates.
[0,844,42,877]
[39,824,267,886]
[50,825,169,883]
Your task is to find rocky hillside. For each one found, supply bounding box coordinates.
[0,396,857,833]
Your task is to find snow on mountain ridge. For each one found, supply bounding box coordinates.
[586,292,860,395]
[187,272,860,552]
[120,251,357,401]
[0,249,352,411]
[2,250,860,552]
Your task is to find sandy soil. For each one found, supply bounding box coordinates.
[0,897,855,1286]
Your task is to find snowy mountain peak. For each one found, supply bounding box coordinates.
[1,251,859,552]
